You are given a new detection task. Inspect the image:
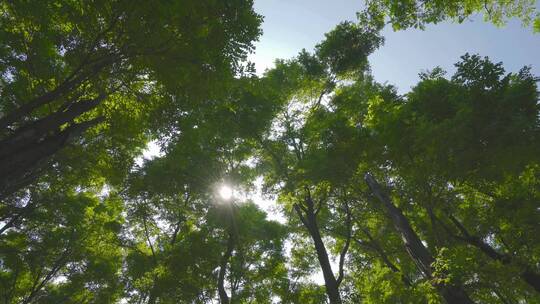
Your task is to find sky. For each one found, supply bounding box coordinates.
[249,0,540,94]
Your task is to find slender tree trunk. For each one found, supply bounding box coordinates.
[141,213,159,304]
[364,173,474,304]
[294,195,342,304]
[307,214,341,304]
[218,232,234,304]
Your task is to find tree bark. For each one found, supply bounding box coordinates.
[364,173,474,304]
[0,52,118,198]
[294,193,343,304]
[307,213,341,304]
[0,95,104,158]
[0,117,104,198]
[335,201,351,287]
[218,232,234,304]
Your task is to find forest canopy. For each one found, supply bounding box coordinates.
[1,1,539,303]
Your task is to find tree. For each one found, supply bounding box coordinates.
[122,154,288,303]
[362,54,540,302]
[2,3,540,303]
[360,0,540,31]
[259,48,539,302]
[365,173,474,303]
[0,190,124,303]
[257,20,383,304]
[119,73,288,303]
[0,0,262,198]
[211,202,288,304]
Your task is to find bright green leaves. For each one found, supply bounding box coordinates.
[360,0,540,31]
[119,71,289,301]
[259,20,383,116]
[2,2,539,303]
[0,0,264,200]
[316,21,384,77]
[260,34,540,301]
[254,19,390,304]
[369,54,540,183]
[357,53,540,301]
[1,1,268,302]
[0,190,124,303]
[534,14,540,31]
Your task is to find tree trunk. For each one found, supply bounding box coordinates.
[218,232,234,304]
[294,196,342,304]
[307,213,342,304]
[364,173,474,304]
[0,95,104,158]
[0,116,103,199]
[0,54,117,198]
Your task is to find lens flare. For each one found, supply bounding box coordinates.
[219,185,233,200]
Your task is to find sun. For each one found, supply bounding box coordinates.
[218,185,233,200]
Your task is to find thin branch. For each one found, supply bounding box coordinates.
[142,212,157,265]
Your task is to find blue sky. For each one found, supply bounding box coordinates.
[250,0,540,94]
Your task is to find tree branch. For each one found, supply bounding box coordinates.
[293,203,309,228]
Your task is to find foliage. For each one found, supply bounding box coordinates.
[0,0,262,198]
[1,2,539,304]
[360,0,540,31]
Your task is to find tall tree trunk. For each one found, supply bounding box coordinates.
[364,173,474,304]
[307,213,341,304]
[0,95,104,158]
[294,194,342,304]
[0,116,103,199]
[218,232,234,304]
[0,54,117,198]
